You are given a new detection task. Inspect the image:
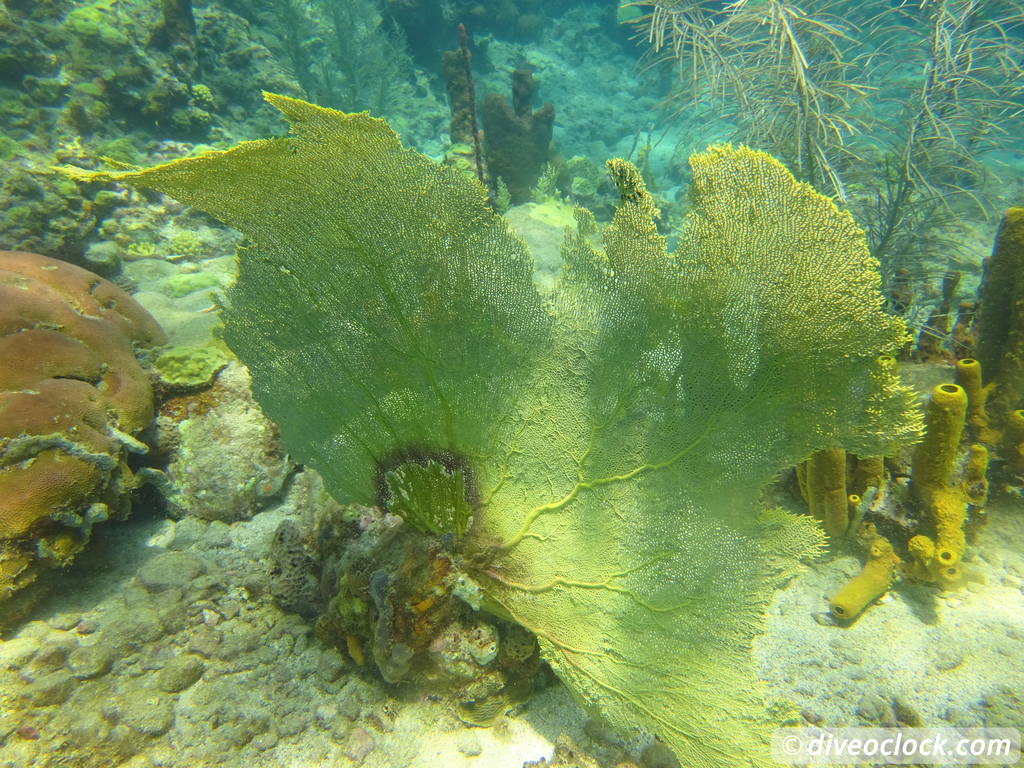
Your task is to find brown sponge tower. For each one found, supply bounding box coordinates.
[482,69,554,204]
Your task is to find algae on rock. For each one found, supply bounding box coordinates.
[69,93,922,767]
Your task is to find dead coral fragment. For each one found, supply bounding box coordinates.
[0,251,165,599]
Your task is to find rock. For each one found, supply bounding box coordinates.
[170,517,206,550]
[277,711,310,738]
[252,727,279,751]
[0,637,37,669]
[641,741,681,768]
[800,708,823,725]
[149,588,188,634]
[122,583,151,610]
[23,670,75,706]
[215,622,260,661]
[204,521,232,548]
[149,747,176,766]
[315,705,338,727]
[273,613,312,640]
[944,706,983,727]
[187,571,224,600]
[156,656,204,693]
[317,649,345,683]
[345,727,375,764]
[934,642,964,671]
[457,730,483,757]
[214,635,243,662]
[217,722,256,748]
[892,697,922,726]
[218,600,240,621]
[28,638,75,672]
[137,552,205,592]
[46,612,82,631]
[982,686,1024,728]
[337,679,364,721]
[186,626,222,659]
[164,363,291,522]
[74,619,98,635]
[83,240,123,275]
[66,644,115,680]
[111,690,176,737]
[100,607,165,653]
[856,693,892,723]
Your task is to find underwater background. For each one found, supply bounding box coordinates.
[0,1,1023,766]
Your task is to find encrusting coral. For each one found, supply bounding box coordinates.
[0,250,165,599]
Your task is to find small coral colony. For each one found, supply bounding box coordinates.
[0,0,1022,766]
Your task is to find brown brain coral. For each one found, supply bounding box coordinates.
[0,250,166,599]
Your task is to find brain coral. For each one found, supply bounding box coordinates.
[0,250,165,599]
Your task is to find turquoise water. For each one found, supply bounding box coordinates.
[0,2,1022,767]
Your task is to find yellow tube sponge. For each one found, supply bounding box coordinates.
[911,384,967,503]
[954,358,997,444]
[847,494,861,520]
[962,444,989,507]
[906,532,963,585]
[850,455,884,498]
[910,383,969,570]
[906,533,936,581]
[806,448,848,539]
[930,488,967,568]
[830,525,900,620]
